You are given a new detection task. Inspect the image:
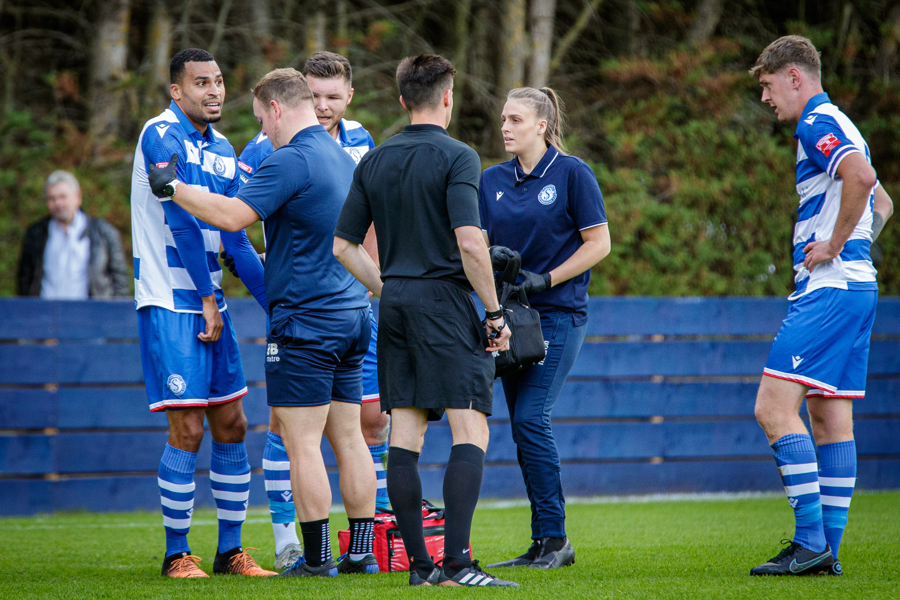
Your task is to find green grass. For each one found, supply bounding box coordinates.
[1,492,898,599]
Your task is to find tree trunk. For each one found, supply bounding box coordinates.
[876,5,900,84]
[495,0,527,155]
[90,0,130,154]
[687,0,724,44]
[529,0,556,88]
[145,0,172,109]
[449,0,473,136]
[306,0,327,57]
[550,0,603,73]
[335,0,349,57]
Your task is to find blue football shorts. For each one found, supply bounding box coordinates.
[265,307,371,407]
[362,306,379,403]
[764,287,877,399]
[138,306,248,412]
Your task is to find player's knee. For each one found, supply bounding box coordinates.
[361,412,390,444]
[170,422,205,451]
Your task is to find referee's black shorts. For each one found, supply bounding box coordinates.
[377,277,495,420]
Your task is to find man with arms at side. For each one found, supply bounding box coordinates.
[149,67,378,578]
[228,51,388,571]
[131,48,275,578]
[18,170,129,298]
[333,54,517,588]
[749,35,893,577]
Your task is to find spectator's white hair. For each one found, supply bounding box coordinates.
[44,170,80,196]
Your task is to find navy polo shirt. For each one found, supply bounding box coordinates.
[478,146,607,326]
[237,125,368,326]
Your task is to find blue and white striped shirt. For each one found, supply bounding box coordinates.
[130,101,241,313]
[790,93,878,300]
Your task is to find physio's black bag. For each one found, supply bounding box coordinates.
[492,252,546,378]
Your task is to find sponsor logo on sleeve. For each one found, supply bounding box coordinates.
[815,133,841,158]
[237,160,253,174]
[155,162,169,168]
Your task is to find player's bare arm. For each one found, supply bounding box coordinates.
[333,237,384,297]
[803,152,877,271]
[873,184,894,241]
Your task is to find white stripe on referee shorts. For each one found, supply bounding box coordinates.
[209,472,251,484]
[158,478,195,493]
[784,482,820,497]
[778,462,818,476]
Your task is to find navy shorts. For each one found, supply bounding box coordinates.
[138,306,248,412]
[764,287,877,399]
[265,307,371,407]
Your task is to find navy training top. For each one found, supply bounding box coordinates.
[478,146,607,326]
[236,125,368,326]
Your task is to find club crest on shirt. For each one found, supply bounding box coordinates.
[167,374,187,397]
[213,156,226,176]
[346,147,364,164]
[538,184,557,205]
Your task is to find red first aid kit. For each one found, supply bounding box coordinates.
[339,500,470,572]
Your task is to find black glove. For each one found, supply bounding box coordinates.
[871,240,883,268]
[220,251,239,279]
[219,251,265,279]
[489,245,516,271]
[148,153,179,197]
[520,270,552,296]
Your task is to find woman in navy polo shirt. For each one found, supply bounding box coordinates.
[480,87,610,569]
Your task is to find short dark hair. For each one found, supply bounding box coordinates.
[396,54,456,112]
[750,35,821,80]
[170,48,216,85]
[303,51,352,84]
[253,68,314,109]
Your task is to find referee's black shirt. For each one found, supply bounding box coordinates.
[334,124,482,290]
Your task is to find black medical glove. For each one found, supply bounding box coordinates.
[521,270,552,296]
[489,245,516,271]
[148,154,179,197]
[220,251,239,279]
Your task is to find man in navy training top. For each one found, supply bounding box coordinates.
[148,67,379,578]
[226,51,387,572]
[130,48,274,579]
[749,35,893,576]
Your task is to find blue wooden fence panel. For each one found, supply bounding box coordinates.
[1,297,897,517]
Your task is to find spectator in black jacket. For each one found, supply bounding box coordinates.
[17,170,129,298]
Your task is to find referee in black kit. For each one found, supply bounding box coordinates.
[333,54,517,588]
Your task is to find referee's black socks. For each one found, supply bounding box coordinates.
[442,443,485,577]
[387,446,437,577]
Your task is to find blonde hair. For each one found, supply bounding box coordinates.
[253,68,313,109]
[750,35,821,80]
[507,87,567,154]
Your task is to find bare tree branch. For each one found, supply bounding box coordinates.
[549,0,603,74]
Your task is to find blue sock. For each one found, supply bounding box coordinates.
[210,441,251,553]
[818,440,856,559]
[263,431,299,552]
[159,444,197,557]
[369,441,389,511]
[772,433,826,552]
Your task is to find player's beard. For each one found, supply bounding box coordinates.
[183,99,223,126]
[324,108,347,136]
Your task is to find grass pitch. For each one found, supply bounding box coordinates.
[1,492,897,599]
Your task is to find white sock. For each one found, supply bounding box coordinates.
[273,521,300,555]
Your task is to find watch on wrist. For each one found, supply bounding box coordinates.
[485,306,504,320]
[163,179,179,198]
